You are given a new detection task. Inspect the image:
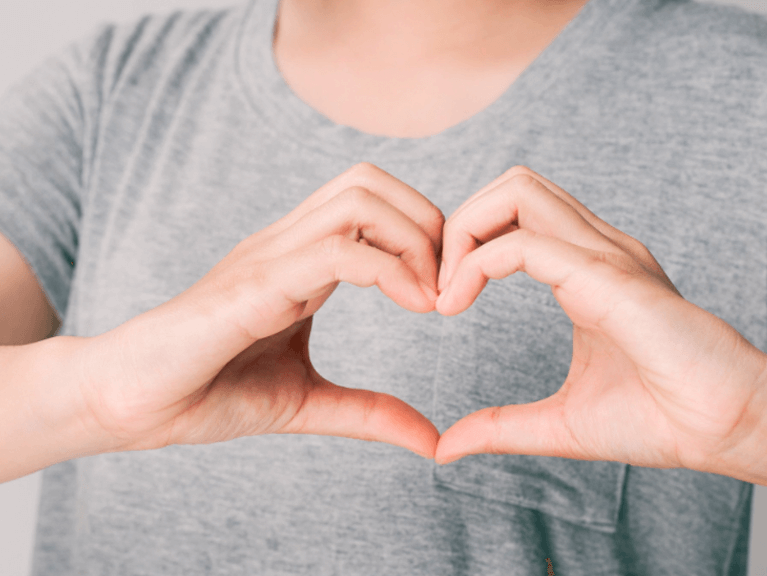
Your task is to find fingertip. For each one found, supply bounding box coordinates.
[434,445,466,466]
[436,263,488,317]
[435,293,449,316]
[435,411,492,464]
[434,424,467,465]
[435,288,460,317]
[410,422,440,460]
[437,261,448,293]
[376,267,435,314]
[372,392,440,459]
[420,281,439,304]
[406,287,436,315]
[383,409,439,460]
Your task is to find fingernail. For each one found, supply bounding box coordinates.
[437,261,448,292]
[421,282,438,302]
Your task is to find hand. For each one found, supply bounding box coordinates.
[78,163,444,459]
[434,167,767,484]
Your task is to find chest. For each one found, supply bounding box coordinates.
[67,66,767,357]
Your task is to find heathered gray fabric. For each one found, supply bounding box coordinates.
[0,0,765,573]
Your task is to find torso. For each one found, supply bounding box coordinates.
[20,1,765,574]
[272,0,590,138]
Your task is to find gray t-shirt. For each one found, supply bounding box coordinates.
[1,0,765,573]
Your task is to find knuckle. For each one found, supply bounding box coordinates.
[609,234,657,272]
[318,234,350,259]
[597,251,645,283]
[514,227,538,244]
[429,204,447,229]
[415,233,437,260]
[339,185,374,208]
[347,161,381,179]
[487,406,505,454]
[423,205,446,244]
[507,172,539,190]
[359,392,380,427]
[503,165,535,179]
[632,238,655,261]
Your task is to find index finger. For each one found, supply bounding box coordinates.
[440,173,620,291]
[450,166,601,236]
[454,166,667,279]
[264,162,445,258]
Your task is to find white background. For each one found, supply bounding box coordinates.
[1,1,766,575]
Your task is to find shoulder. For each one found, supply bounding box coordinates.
[655,0,767,46]
[69,5,246,101]
[593,0,767,117]
[1,4,249,118]
[625,1,767,71]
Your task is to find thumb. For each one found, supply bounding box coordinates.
[281,375,441,460]
[434,395,586,465]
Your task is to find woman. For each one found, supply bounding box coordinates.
[0,0,765,573]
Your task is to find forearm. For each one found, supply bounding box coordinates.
[0,336,111,483]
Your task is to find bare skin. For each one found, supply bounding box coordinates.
[1,1,766,488]
[272,0,767,483]
[434,167,767,485]
[273,0,590,138]
[0,164,445,483]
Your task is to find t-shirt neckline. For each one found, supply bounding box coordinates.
[235,0,635,162]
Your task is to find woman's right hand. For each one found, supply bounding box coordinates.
[78,163,444,459]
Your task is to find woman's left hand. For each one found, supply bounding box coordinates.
[434,167,767,485]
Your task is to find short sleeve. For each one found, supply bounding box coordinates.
[0,38,95,321]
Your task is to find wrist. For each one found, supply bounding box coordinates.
[0,336,116,482]
[702,348,767,485]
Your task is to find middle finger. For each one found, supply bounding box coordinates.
[440,173,621,290]
[262,163,445,257]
